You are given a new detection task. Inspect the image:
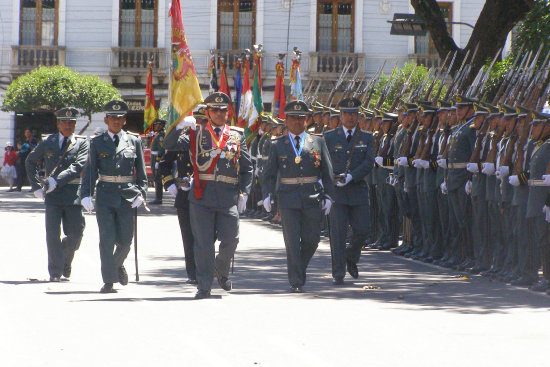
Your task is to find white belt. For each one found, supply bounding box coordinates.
[528,179,547,187]
[280,176,318,185]
[199,174,238,185]
[99,174,135,183]
[448,163,467,169]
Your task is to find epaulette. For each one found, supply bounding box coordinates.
[272,135,285,141]
[360,129,373,135]
[126,131,140,137]
[74,134,86,139]
[42,134,52,140]
[230,126,244,133]
[309,133,323,137]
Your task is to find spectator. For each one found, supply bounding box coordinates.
[15,129,37,191]
[2,142,18,191]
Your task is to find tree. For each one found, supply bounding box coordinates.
[1,66,121,134]
[411,0,534,83]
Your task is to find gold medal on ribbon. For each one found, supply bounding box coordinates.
[295,156,302,164]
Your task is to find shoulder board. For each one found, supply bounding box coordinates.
[309,133,323,137]
[360,129,372,135]
[42,134,53,140]
[74,134,87,139]
[126,131,140,137]
[230,126,244,133]
[272,135,285,141]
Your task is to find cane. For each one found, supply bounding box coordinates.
[134,207,139,282]
[326,212,335,273]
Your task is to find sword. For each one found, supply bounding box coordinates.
[134,207,139,282]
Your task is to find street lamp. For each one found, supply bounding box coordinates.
[387,13,475,36]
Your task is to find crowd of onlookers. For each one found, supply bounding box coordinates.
[1,129,38,192]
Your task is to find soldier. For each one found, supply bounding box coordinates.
[150,119,166,205]
[246,117,267,218]
[81,100,148,293]
[176,92,253,299]
[25,108,88,282]
[263,100,335,292]
[324,97,374,284]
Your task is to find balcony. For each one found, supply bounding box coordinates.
[110,47,168,85]
[309,52,365,80]
[11,45,66,75]
[408,54,442,68]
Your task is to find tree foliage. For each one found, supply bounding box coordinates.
[511,0,550,64]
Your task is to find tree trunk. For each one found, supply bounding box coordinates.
[78,114,92,135]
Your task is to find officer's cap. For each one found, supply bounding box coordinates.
[473,104,489,117]
[338,97,361,113]
[312,106,323,115]
[480,102,501,116]
[361,108,375,119]
[204,92,230,109]
[193,104,207,119]
[530,110,550,125]
[6,141,13,147]
[454,94,477,107]
[418,101,436,115]
[403,103,419,115]
[515,105,530,117]
[381,111,398,122]
[284,100,310,117]
[103,100,128,117]
[329,108,340,118]
[55,107,80,121]
[499,103,517,118]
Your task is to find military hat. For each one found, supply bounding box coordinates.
[193,104,207,118]
[454,94,477,107]
[403,102,419,115]
[329,108,340,118]
[418,101,437,115]
[362,109,375,119]
[338,97,361,113]
[204,92,230,109]
[312,105,323,115]
[321,107,331,115]
[381,111,398,122]
[103,100,128,117]
[499,103,517,118]
[530,110,550,125]
[153,119,166,126]
[480,102,500,116]
[473,104,489,116]
[284,100,310,116]
[515,105,530,117]
[55,107,79,120]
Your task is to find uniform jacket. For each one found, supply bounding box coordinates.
[150,131,166,164]
[471,132,490,199]
[446,119,476,191]
[26,133,88,206]
[404,128,421,189]
[159,132,194,209]
[526,137,550,218]
[512,139,535,207]
[81,130,148,208]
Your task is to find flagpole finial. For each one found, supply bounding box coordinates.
[293,47,302,61]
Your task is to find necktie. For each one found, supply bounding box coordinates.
[61,136,68,151]
[214,127,221,138]
[295,135,301,150]
[113,134,119,147]
[347,130,353,143]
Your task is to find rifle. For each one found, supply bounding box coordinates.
[389,64,417,112]
[379,122,400,158]
[352,76,367,98]
[432,50,458,104]
[502,50,532,105]
[375,61,399,110]
[468,117,490,164]
[400,116,420,158]
[484,120,507,165]
[536,79,550,111]
[444,48,471,100]
[410,66,435,102]
[491,45,524,105]
[362,61,386,107]
[524,50,550,108]
[511,113,533,176]
[420,113,440,161]
[337,66,362,105]
[424,52,451,101]
[512,44,544,105]
[326,61,352,106]
[456,43,480,95]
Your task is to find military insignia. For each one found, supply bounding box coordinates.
[215,96,223,103]
[100,152,110,158]
[294,104,301,111]
[220,151,226,159]
[347,100,354,107]
[112,103,121,111]
[65,110,72,117]
[295,156,302,164]
[455,96,462,103]
[46,152,54,158]
[314,160,321,167]
[335,144,343,150]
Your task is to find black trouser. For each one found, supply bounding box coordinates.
[15,159,27,189]
[177,207,196,280]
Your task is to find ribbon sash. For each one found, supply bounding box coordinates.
[289,132,306,160]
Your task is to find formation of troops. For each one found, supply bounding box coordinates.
[24,45,550,299]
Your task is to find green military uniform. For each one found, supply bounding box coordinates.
[81,101,148,291]
[150,123,166,203]
[25,108,88,281]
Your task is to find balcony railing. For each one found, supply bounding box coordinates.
[408,54,442,68]
[309,52,365,80]
[11,45,66,74]
[110,47,168,75]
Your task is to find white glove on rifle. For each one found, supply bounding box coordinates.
[336,173,353,187]
[263,195,272,213]
[543,205,550,223]
[45,177,57,193]
[176,116,197,131]
[481,162,495,175]
[34,188,45,200]
[81,196,94,213]
[466,163,478,173]
[508,175,520,187]
[155,162,159,170]
[412,159,420,168]
[543,174,550,186]
[440,182,448,195]
[437,159,447,169]
[321,198,332,216]
[131,195,144,209]
[180,177,193,191]
[167,184,178,196]
[465,180,472,195]
[397,157,408,166]
[237,193,248,213]
[375,156,383,167]
[499,165,509,178]
[418,160,430,169]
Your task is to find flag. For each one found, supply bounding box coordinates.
[289,58,303,101]
[244,51,264,145]
[234,59,243,122]
[273,59,286,119]
[237,56,252,128]
[208,54,218,93]
[219,58,235,125]
[143,62,157,134]
[166,0,203,135]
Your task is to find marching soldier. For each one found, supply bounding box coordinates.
[176,92,253,299]
[263,100,335,292]
[150,119,166,205]
[324,98,374,284]
[26,108,88,282]
[81,100,148,293]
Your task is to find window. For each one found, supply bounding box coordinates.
[317,0,354,53]
[415,2,452,55]
[120,0,158,48]
[218,0,256,50]
[20,0,58,46]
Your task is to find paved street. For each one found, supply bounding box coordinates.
[1,188,550,367]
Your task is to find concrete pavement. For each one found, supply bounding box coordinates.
[1,188,549,367]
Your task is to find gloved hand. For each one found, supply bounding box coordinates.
[321,198,332,216]
[180,178,193,192]
[176,116,197,130]
[167,184,178,196]
[155,162,159,170]
[397,157,408,166]
[416,159,429,169]
[237,193,248,213]
[131,195,144,208]
[254,167,259,176]
[81,196,94,213]
[466,163,479,173]
[263,195,272,213]
[508,175,520,187]
[336,173,353,187]
[45,177,57,193]
[440,182,448,195]
[437,159,447,169]
[543,205,550,223]
[375,156,383,166]
[481,162,495,175]
[499,165,509,178]
[33,188,44,200]
[465,180,472,195]
[412,159,420,168]
[543,174,550,186]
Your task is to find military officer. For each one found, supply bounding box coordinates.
[25,108,88,282]
[150,119,166,205]
[176,92,253,299]
[323,98,374,284]
[263,100,335,292]
[81,100,148,293]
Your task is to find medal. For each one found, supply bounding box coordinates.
[220,151,226,159]
[210,150,217,158]
[289,133,306,165]
[295,156,302,164]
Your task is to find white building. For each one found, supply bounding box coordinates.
[0,0,493,145]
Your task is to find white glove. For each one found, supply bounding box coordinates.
[33,189,44,200]
[465,180,472,195]
[321,198,332,216]
[254,167,259,176]
[131,195,144,208]
[81,196,94,213]
[437,159,447,169]
[336,173,353,187]
[237,193,248,213]
[181,178,193,191]
[416,159,429,169]
[176,116,197,130]
[499,165,509,178]
[155,162,159,170]
[481,162,495,175]
[167,183,178,196]
[412,159,420,168]
[544,205,550,223]
[543,174,550,186]
[375,156,383,166]
[397,157,408,166]
[466,163,479,173]
[45,177,57,193]
[263,195,272,213]
[508,175,520,187]
[440,182,448,195]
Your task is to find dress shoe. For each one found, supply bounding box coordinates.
[63,264,71,278]
[332,277,344,285]
[100,283,117,293]
[150,199,162,205]
[530,279,549,292]
[7,188,15,192]
[511,276,535,287]
[423,256,434,264]
[118,265,128,286]
[469,266,487,275]
[346,259,359,279]
[289,286,303,293]
[262,214,274,221]
[194,290,211,299]
[49,276,61,282]
[217,275,232,291]
[186,279,198,285]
